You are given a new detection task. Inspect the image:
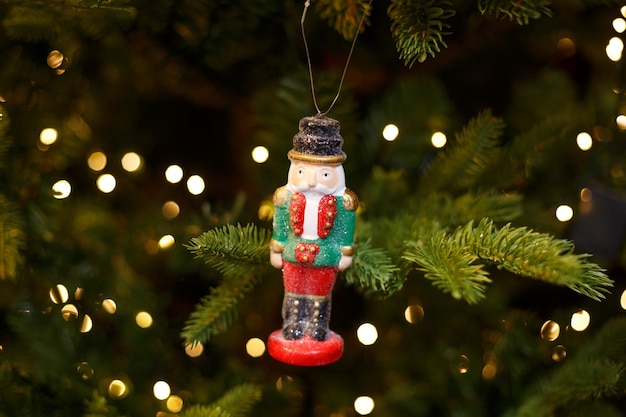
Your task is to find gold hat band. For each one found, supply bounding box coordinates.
[287,149,346,164]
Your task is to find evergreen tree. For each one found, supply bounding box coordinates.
[1,1,625,416]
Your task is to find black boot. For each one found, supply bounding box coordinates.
[307,297,331,341]
[281,294,307,340]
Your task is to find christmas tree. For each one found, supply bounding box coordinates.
[1,0,626,416]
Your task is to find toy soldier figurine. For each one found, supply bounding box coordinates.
[267,115,358,366]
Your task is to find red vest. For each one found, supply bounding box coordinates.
[289,193,338,239]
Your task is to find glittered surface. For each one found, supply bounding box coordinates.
[268,330,343,366]
[292,115,344,156]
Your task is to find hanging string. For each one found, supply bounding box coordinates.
[301,0,372,116]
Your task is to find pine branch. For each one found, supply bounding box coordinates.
[186,223,271,276]
[478,0,553,25]
[83,391,126,417]
[1,0,135,42]
[514,317,626,417]
[183,224,272,344]
[0,104,9,165]
[211,384,263,417]
[181,384,262,417]
[413,191,523,227]
[388,0,455,65]
[0,195,25,280]
[181,270,261,345]
[343,239,404,297]
[181,406,230,417]
[404,235,492,303]
[403,218,612,304]
[419,110,505,194]
[315,0,372,40]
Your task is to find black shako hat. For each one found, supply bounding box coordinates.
[288,115,346,164]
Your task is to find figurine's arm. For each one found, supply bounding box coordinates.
[270,186,290,269]
[338,189,358,271]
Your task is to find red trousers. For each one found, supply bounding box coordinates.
[282,261,338,296]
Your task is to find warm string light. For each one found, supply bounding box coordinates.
[135,311,153,328]
[576,132,593,151]
[251,146,269,163]
[555,204,574,222]
[40,127,58,145]
[382,123,399,141]
[356,323,378,345]
[246,337,266,357]
[354,396,375,415]
[52,179,72,199]
[431,131,447,148]
[46,49,67,75]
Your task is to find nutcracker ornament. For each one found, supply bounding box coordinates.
[268,115,358,366]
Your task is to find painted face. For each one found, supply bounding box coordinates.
[288,161,344,195]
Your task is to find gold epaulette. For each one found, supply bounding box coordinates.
[273,186,290,206]
[342,189,359,211]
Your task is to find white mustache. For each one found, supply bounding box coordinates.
[291,183,335,195]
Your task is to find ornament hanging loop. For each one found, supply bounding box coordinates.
[300,0,372,116]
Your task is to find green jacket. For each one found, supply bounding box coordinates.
[271,187,357,267]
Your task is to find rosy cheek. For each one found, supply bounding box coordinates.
[290,172,304,187]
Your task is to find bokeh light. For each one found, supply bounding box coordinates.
[621,289,626,310]
[187,175,205,195]
[606,36,623,61]
[102,298,117,314]
[557,37,576,56]
[167,395,183,413]
[617,114,626,130]
[136,311,153,328]
[40,128,58,145]
[246,337,266,358]
[431,131,447,148]
[576,132,593,151]
[96,174,116,193]
[251,146,269,163]
[49,284,69,304]
[354,396,375,415]
[258,200,274,221]
[153,380,171,400]
[614,18,626,33]
[482,360,497,380]
[185,343,204,357]
[540,320,560,341]
[158,234,175,250]
[108,379,127,398]
[356,323,378,345]
[80,314,93,333]
[121,152,142,172]
[580,187,592,202]
[382,124,399,141]
[404,304,424,323]
[555,205,573,222]
[88,151,107,171]
[165,165,184,183]
[162,201,181,220]
[46,50,64,69]
[458,354,469,374]
[552,344,567,362]
[61,304,79,321]
[76,362,94,380]
[570,309,591,331]
[52,180,72,199]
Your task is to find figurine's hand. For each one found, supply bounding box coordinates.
[338,255,353,271]
[270,251,283,269]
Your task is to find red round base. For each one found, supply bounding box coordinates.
[268,329,344,366]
